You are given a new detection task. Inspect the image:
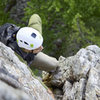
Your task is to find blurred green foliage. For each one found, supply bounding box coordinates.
[0,0,15,25]
[0,0,8,25]
[23,0,100,58]
[0,0,100,59]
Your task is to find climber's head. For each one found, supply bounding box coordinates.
[16,27,43,53]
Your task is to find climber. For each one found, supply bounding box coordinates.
[0,14,59,72]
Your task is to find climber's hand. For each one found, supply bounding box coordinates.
[32,46,43,53]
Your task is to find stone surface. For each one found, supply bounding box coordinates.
[0,80,32,100]
[50,45,100,86]
[0,41,100,100]
[0,42,55,100]
[63,78,86,100]
[43,45,100,100]
[85,67,100,100]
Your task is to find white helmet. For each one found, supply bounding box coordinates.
[16,27,43,50]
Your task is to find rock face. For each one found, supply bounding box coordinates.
[44,45,100,100]
[0,42,55,100]
[0,41,100,100]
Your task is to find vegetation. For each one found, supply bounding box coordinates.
[0,0,100,59]
[0,0,15,25]
[24,0,100,58]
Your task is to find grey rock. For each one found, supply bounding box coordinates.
[50,45,100,86]
[49,45,100,100]
[0,80,32,100]
[63,78,86,100]
[0,42,55,100]
[85,67,100,100]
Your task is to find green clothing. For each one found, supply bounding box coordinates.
[28,14,42,35]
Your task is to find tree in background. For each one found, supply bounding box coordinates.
[0,0,100,59]
[23,0,100,58]
[0,0,9,25]
[0,0,16,25]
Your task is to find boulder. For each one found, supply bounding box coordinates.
[44,45,100,100]
[1,41,100,100]
[0,42,55,100]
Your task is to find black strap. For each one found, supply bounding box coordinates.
[0,23,36,65]
[8,41,36,65]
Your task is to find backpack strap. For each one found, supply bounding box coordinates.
[0,23,36,65]
[8,41,36,65]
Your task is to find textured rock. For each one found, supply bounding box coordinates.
[85,67,100,100]
[0,80,32,100]
[1,41,100,100]
[43,45,100,100]
[0,42,55,100]
[63,78,86,100]
[50,45,100,86]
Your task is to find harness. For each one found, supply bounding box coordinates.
[0,23,36,65]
